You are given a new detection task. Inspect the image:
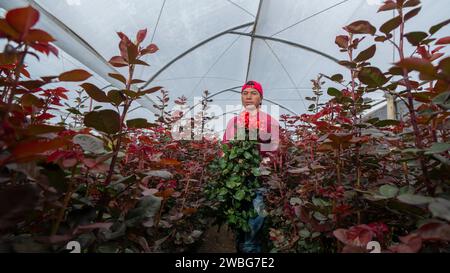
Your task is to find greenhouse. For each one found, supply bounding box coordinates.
[0,0,449,255]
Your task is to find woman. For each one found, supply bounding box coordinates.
[222,80,280,253]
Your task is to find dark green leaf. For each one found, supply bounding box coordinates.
[429,19,450,35]
[130,79,146,84]
[251,167,261,177]
[397,194,433,205]
[428,198,450,221]
[126,118,151,129]
[379,184,399,198]
[358,67,388,87]
[374,119,400,127]
[84,110,121,134]
[354,45,376,63]
[338,60,356,69]
[123,89,138,98]
[432,91,450,105]
[107,90,126,106]
[139,86,163,96]
[405,31,428,46]
[130,59,149,66]
[424,142,450,155]
[40,164,68,193]
[327,87,342,97]
[331,74,344,82]
[0,184,39,231]
[404,7,421,21]
[234,190,245,201]
[380,15,402,34]
[388,66,404,75]
[81,83,110,103]
[66,108,82,115]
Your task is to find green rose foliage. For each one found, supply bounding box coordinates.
[206,139,262,232]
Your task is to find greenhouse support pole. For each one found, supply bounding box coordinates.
[386,93,397,120]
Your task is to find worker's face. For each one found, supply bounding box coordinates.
[241,88,262,110]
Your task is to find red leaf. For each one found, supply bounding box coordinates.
[141,44,159,55]
[396,57,436,76]
[109,56,128,67]
[377,1,397,12]
[328,133,353,144]
[62,158,77,168]
[30,42,58,57]
[108,73,127,84]
[433,79,450,93]
[12,138,67,160]
[117,31,130,41]
[182,208,198,215]
[74,222,113,233]
[429,53,444,62]
[417,223,450,241]
[35,234,74,244]
[0,19,20,39]
[36,112,55,121]
[117,33,132,60]
[342,245,366,253]
[136,29,147,44]
[159,158,181,166]
[155,188,175,199]
[417,45,430,59]
[25,29,55,43]
[59,69,92,82]
[436,36,450,45]
[47,44,59,57]
[333,225,374,248]
[126,42,138,63]
[20,67,31,78]
[438,57,450,76]
[432,46,445,54]
[390,234,422,253]
[6,6,39,34]
[344,20,376,35]
[335,35,349,49]
[333,229,349,244]
[398,79,419,89]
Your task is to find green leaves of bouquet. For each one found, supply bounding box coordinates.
[206,141,262,232]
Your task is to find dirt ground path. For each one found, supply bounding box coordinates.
[196,224,236,253]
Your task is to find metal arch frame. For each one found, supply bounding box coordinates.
[230,32,340,63]
[141,24,340,90]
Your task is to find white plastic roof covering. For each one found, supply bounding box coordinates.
[1,0,450,133]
